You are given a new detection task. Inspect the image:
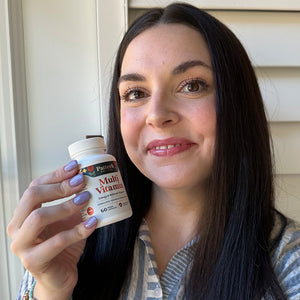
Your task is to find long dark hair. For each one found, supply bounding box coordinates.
[73,3,286,299]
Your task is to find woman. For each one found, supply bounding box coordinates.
[8,3,300,300]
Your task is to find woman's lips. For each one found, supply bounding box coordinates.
[147,138,196,157]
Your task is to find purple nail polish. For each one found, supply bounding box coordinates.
[74,191,90,205]
[69,173,84,187]
[64,160,77,172]
[84,216,98,229]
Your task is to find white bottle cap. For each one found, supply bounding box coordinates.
[68,137,106,159]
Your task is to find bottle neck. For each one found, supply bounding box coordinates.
[72,148,106,161]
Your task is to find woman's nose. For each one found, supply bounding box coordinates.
[145,92,179,128]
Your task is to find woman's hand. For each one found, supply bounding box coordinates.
[7,160,98,300]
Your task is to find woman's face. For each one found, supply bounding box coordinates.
[119,24,216,192]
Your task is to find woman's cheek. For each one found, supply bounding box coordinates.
[120,108,141,146]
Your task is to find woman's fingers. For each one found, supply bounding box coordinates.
[19,217,98,272]
[7,172,86,238]
[30,160,79,187]
[10,191,91,254]
[25,173,85,205]
[7,161,82,235]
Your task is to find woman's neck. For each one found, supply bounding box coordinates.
[145,184,205,276]
[147,183,205,223]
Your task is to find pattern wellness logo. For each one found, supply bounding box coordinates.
[80,161,118,177]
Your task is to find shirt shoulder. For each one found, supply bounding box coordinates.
[271,217,300,300]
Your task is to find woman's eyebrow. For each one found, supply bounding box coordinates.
[118,73,146,86]
[172,60,212,75]
[118,60,211,86]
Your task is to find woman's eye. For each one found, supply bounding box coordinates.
[121,88,148,101]
[180,79,208,94]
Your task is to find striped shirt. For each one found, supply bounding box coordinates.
[17,215,300,300]
[119,220,197,300]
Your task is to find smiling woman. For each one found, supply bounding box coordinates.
[119,24,215,193]
[9,2,300,300]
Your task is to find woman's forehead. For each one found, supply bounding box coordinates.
[121,24,212,74]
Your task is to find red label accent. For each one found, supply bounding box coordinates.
[87,207,94,215]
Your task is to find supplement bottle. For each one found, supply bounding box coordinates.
[68,137,132,228]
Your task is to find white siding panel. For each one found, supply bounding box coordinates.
[210,11,300,67]
[276,175,300,222]
[271,123,300,175]
[256,67,300,122]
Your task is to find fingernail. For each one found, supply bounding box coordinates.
[64,160,77,172]
[69,173,84,187]
[74,191,90,205]
[84,216,98,229]
[73,191,90,205]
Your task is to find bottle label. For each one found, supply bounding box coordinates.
[81,161,118,177]
[79,161,132,226]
